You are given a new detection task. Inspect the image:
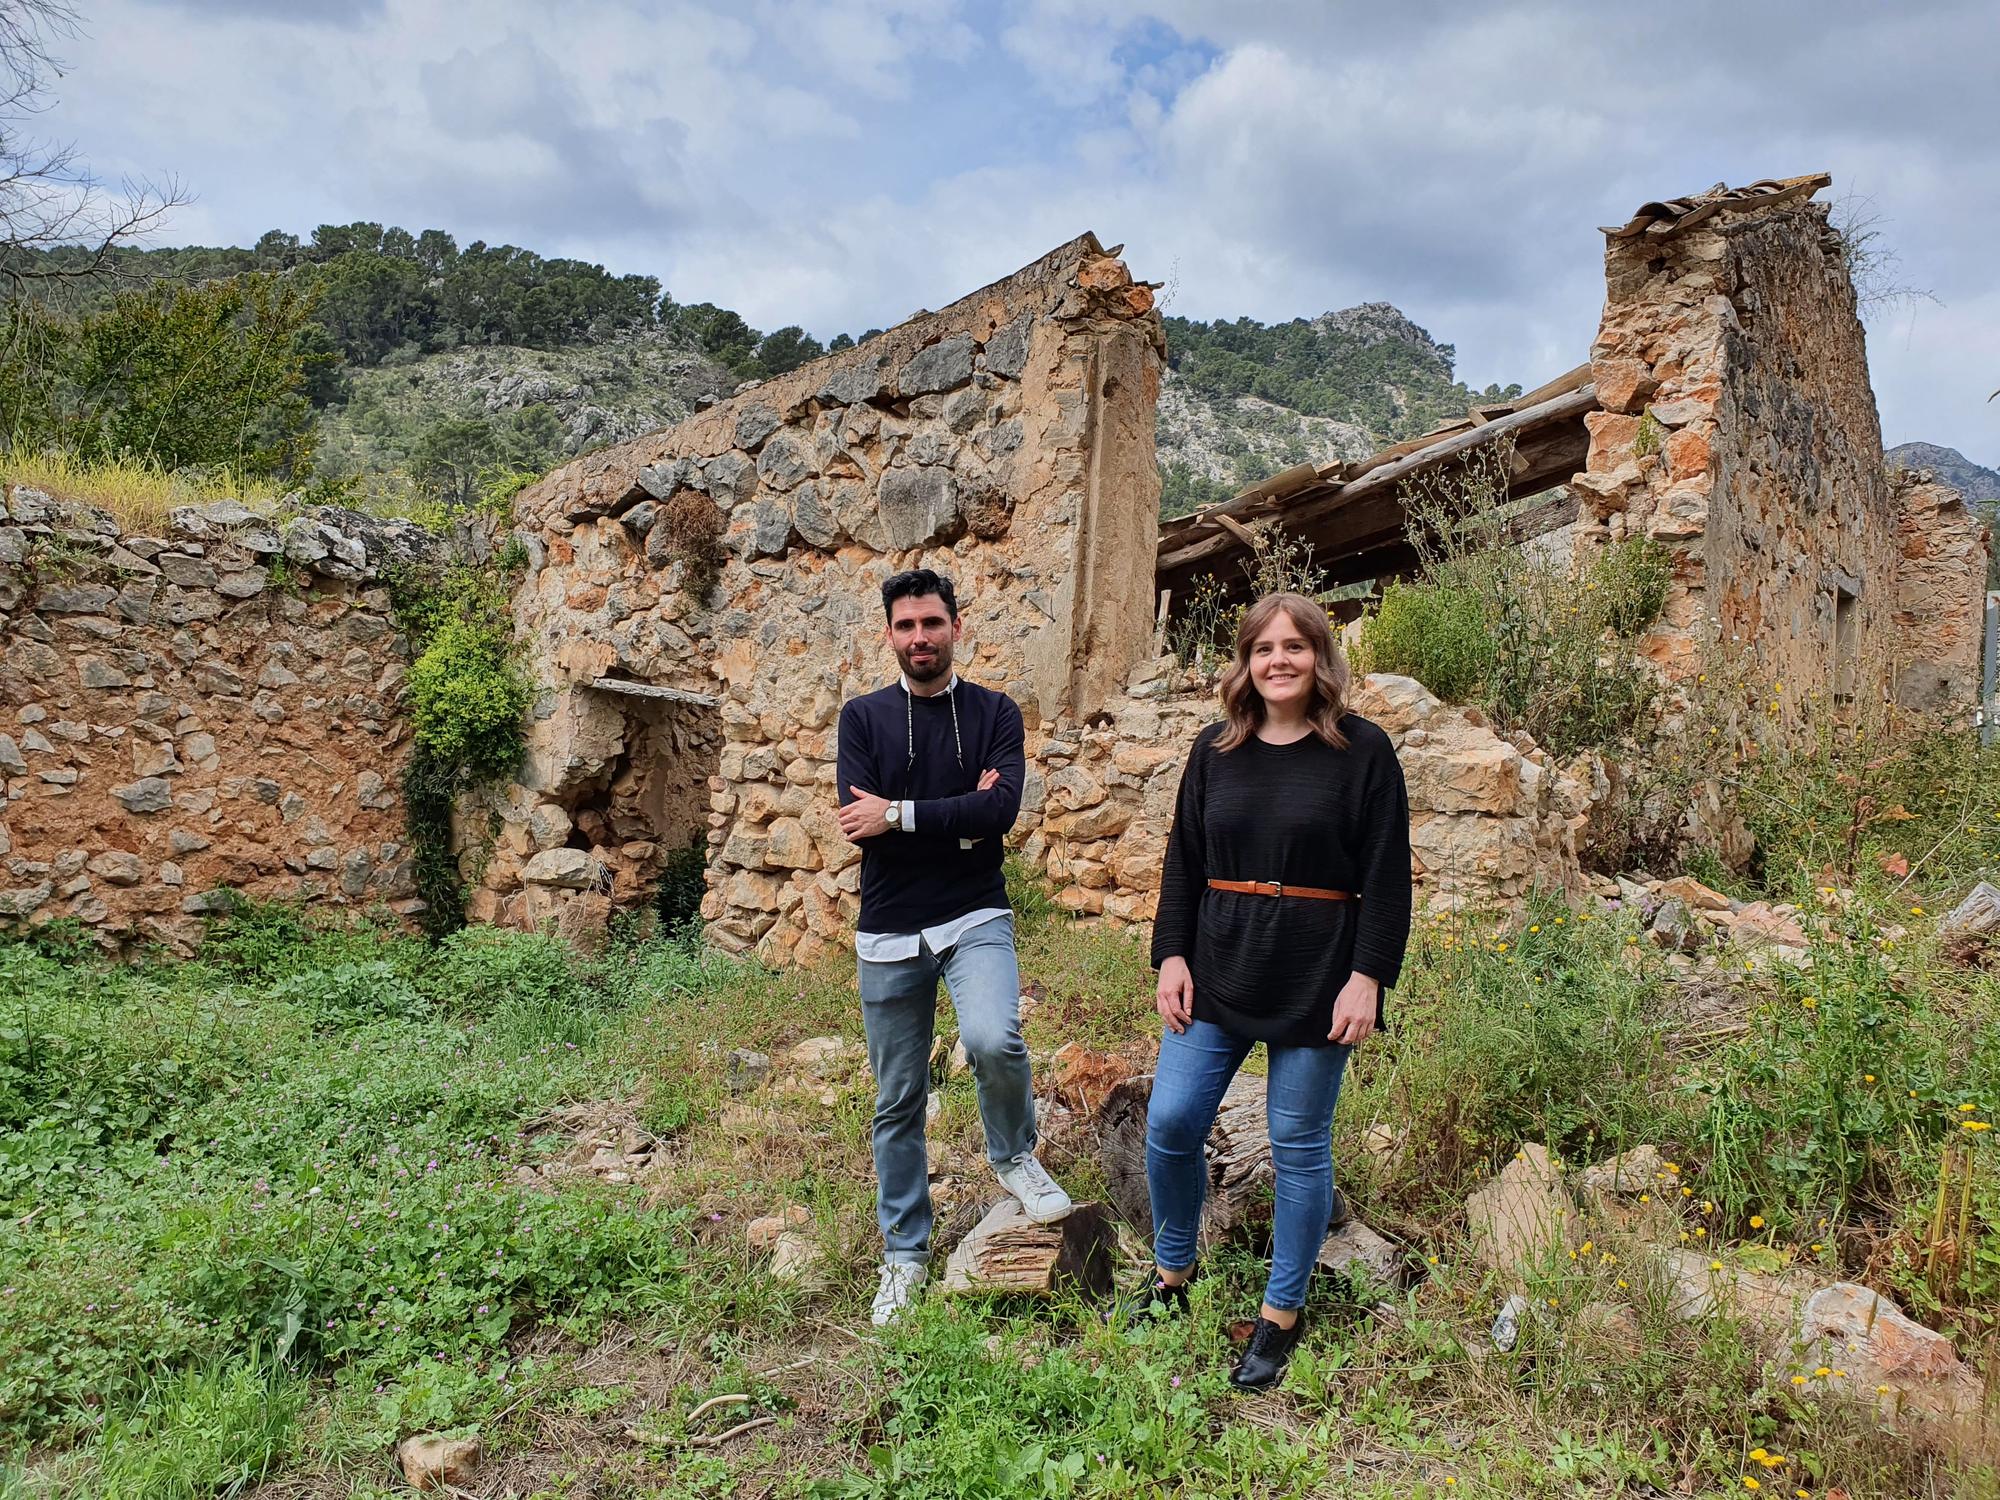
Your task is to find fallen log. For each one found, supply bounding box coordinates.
[939,1198,1116,1299]
[1099,1073,1277,1240]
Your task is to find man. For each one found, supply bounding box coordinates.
[837,567,1073,1326]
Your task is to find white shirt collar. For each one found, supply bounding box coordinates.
[900,672,959,695]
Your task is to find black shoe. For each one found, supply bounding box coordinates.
[1105,1272,1192,1325]
[1229,1314,1306,1390]
[1328,1185,1352,1231]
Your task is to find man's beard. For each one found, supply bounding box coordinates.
[897,640,952,684]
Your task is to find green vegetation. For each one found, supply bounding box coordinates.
[3,728,1995,1496]
[3,273,325,479]
[1162,311,1522,445]
[390,555,533,933]
[1355,442,1673,759]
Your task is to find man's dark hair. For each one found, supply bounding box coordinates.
[881,569,958,622]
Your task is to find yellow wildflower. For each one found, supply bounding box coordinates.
[1814,1365,1831,1377]
[1750,1215,1766,1229]
[1743,1476,1760,1490]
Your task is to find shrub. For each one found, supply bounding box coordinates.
[404,616,532,781]
[1357,577,1494,702]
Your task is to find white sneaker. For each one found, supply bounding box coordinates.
[994,1152,1074,1224]
[871,1261,927,1327]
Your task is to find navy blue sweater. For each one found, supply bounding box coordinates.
[837,679,1026,933]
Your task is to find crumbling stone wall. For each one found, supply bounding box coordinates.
[0,486,438,950]
[482,235,1167,959]
[1021,664,1593,923]
[1889,470,1990,714]
[1572,189,1988,715]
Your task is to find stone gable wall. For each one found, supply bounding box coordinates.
[0,486,438,950]
[1573,197,1988,716]
[478,235,1168,959]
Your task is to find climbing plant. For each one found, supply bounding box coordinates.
[390,552,531,935]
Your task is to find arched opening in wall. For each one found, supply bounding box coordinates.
[567,678,722,934]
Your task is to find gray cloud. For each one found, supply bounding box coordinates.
[35,0,2000,463]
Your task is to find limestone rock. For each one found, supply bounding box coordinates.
[726,1047,772,1094]
[397,1433,482,1492]
[1660,875,1731,912]
[1349,674,1441,735]
[1576,1144,1665,1196]
[112,778,173,814]
[522,848,605,890]
[1793,1282,1986,1425]
[983,314,1032,379]
[899,334,976,395]
[789,1035,857,1082]
[769,1229,826,1283]
[747,1204,811,1251]
[1464,1143,1576,1276]
[878,467,959,550]
[1316,1216,1406,1289]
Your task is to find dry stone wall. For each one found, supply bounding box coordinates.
[481,235,1167,959]
[0,485,438,950]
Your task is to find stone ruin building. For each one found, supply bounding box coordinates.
[1,173,1989,956]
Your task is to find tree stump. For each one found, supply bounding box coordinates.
[939,1198,1115,1299]
[1099,1073,1275,1240]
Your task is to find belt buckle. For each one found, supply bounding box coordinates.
[1270,880,1283,900]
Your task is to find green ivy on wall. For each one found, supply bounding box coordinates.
[389,549,531,935]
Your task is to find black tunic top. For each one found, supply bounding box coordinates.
[1150,716,1413,1047]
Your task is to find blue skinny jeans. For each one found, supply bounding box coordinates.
[1145,1019,1350,1312]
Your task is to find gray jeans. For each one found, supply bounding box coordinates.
[858,914,1035,1263]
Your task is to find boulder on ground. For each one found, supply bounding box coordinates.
[1794,1281,1987,1425]
[748,1204,811,1251]
[398,1433,481,1491]
[1464,1143,1577,1277]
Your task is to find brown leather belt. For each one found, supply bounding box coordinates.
[1207,879,1354,902]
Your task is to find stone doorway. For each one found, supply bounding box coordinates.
[495,677,722,944]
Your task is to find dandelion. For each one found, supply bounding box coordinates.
[1810,1243,1824,1253]
[1710,1260,1723,1271]
[1791,1374,1807,1386]
[1750,1215,1766,1229]
[1617,1278,1629,1289]
[1863,1074,1875,1083]
[1814,1366,1831,1377]
[1964,1121,1993,1132]
[1580,1240,1594,1254]
[1702,1200,1715,1213]
[1666,1163,1681,1174]
[1960,1102,1979,1112]
[1743,1477,1761,1490]
[1800,997,1818,1010]
[1695,1227,1707,1238]
[1681,1186,1693,1197]
[1639,1193,1651,1203]
[1911,906,1924,916]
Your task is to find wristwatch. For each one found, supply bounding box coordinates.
[884,802,901,828]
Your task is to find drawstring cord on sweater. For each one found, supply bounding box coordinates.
[904,679,964,772]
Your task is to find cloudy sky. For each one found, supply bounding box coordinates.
[38,0,1998,464]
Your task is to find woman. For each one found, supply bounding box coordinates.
[1129,590,1411,1391]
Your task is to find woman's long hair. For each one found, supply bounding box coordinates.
[1214,591,1352,753]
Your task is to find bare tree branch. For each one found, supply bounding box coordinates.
[1,0,188,296]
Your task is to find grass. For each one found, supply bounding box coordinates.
[0,449,285,533]
[2,731,1998,1498]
